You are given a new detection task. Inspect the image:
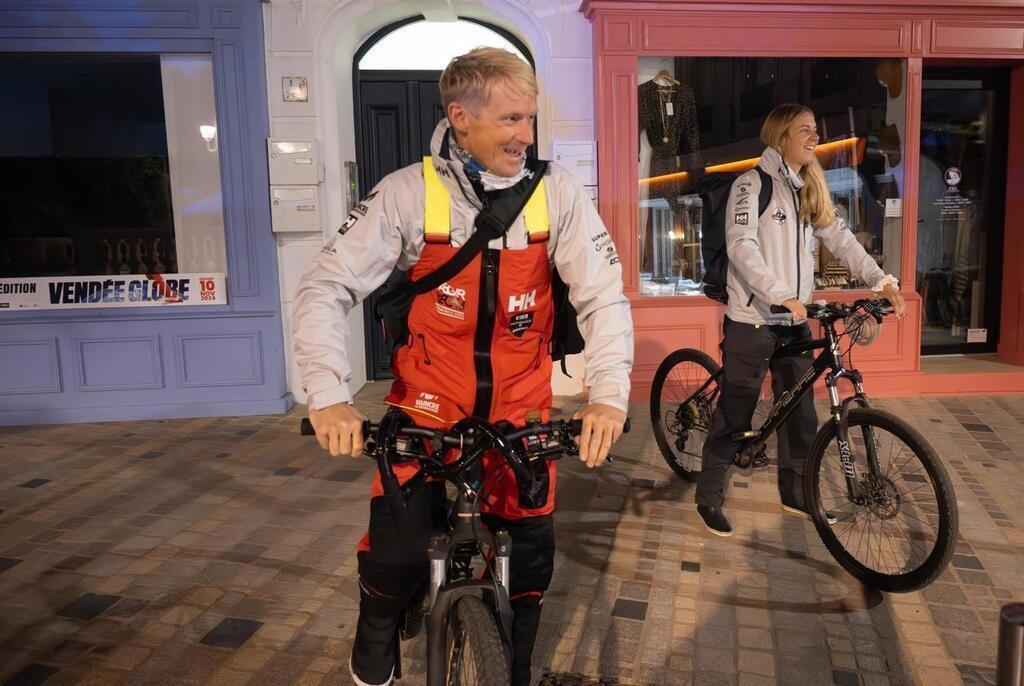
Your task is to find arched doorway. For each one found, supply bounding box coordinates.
[353,17,535,379]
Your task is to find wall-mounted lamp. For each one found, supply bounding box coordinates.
[199,124,218,152]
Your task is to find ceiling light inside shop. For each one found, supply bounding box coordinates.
[359,19,528,71]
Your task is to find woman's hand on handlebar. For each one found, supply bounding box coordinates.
[781,297,808,323]
[572,403,627,469]
[877,283,906,319]
[309,402,366,457]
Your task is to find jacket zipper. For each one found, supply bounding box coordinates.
[472,248,499,418]
[788,182,802,302]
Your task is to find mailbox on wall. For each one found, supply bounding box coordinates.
[270,187,320,232]
[268,138,322,233]
[268,139,320,186]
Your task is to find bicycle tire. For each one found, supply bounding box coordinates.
[650,348,720,481]
[445,595,510,686]
[804,408,958,592]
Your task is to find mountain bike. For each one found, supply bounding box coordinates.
[649,298,958,592]
[301,411,627,684]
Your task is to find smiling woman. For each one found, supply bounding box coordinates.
[637,56,907,297]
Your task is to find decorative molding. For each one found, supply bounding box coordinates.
[214,38,260,298]
[929,20,1024,56]
[176,332,263,387]
[289,0,305,26]
[641,15,910,55]
[212,3,240,29]
[0,339,62,395]
[0,3,200,29]
[601,16,636,51]
[75,336,164,392]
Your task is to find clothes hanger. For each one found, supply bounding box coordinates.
[653,68,679,87]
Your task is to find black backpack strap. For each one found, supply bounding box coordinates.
[411,159,549,295]
[755,166,773,218]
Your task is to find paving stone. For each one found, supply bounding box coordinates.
[56,593,121,620]
[200,618,264,649]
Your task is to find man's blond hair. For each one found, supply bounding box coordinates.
[439,47,537,112]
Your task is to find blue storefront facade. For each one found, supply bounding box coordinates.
[0,1,291,425]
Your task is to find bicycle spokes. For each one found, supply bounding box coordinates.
[818,425,942,576]
[661,364,714,468]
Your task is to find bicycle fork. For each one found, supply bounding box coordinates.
[825,374,875,504]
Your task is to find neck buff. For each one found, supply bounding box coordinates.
[449,131,530,191]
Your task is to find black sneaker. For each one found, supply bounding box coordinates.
[697,504,734,537]
[781,497,838,525]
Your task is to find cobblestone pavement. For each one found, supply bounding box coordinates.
[1,386,1022,686]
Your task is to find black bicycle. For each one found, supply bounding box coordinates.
[302,411,626,684]
[650,299,958,592]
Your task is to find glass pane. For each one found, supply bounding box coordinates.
[917,72,1007,353]
[358,20,528,71]
[0,53,228,309]
[637,57,906,297]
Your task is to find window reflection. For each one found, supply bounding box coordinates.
[638,57,906,296]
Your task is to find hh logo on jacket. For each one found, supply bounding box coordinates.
[508,290,536,313]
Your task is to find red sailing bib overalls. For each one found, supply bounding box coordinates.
[380,156,557,521]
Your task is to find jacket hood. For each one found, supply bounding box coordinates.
[758,146,804,191]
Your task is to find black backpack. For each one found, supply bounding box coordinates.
[699,167,773,303]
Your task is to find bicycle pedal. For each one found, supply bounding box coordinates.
[399,606,425,640]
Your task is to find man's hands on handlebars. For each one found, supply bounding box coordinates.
[572,402,627,469]
[309,402,366,457]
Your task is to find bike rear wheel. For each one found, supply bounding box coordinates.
[650,348,720,481]
[445,595,510,686]
[804,408,958,592]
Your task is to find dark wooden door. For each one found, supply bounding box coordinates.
[357,71,444,380]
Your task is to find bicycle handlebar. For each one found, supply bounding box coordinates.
[299,416,631,443]
[769,298,893,320]
[301,412,630,528]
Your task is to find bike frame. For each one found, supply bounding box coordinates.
[423,457,515,686]
[720,315,883,503]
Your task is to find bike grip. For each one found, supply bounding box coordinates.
[769,304,791,314]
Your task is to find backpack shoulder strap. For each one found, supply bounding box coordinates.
[411,159,549,295]
[755,166,773,219]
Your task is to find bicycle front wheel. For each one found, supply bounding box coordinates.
[650,348,720,481]
[804,408,958,592]
[445,595,510,686]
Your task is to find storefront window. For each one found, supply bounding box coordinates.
[638,57,906,297]
[0,53,228,309]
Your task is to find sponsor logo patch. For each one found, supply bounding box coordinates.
[415,391,441,414]
[734,212,748,226]
[509,311,534,337]
[772,208,786,224]
[435,282,466,320]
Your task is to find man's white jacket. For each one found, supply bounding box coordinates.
[293,119,633,412]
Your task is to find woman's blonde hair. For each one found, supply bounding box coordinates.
[760,103,835,228]
[439,47,537,113]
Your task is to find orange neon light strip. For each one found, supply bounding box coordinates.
[640,137,863,186]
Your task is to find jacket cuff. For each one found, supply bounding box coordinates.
[306,382,352,411]
[587,382,629,414]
